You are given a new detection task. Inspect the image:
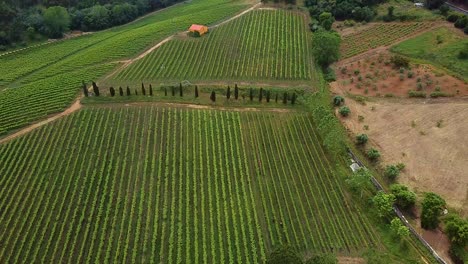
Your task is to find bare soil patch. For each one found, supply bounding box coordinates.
[337,256,366,264]
[334,51,468,98]
[332,82,468,217]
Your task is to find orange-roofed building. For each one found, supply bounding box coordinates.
[189,24,208,36]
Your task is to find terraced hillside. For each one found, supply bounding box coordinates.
[0,106,381,263]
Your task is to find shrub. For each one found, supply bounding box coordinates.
[399,74,404,81]
[333,95,345,106]
[324,67,336,82]
[430,91,452,98]
[407,71,414,78]
[390,218,410,238]
[421,192,446,230]
[367,148,380,161]
[416,82,423,90]
[390,55,409,68]
[408,90,426,98]
[390,184,416,210]
[354,69,360,75]
[356,134,368,145]
[447,13,461,23]
[458,45,468,59]
[384,165,400,180]
[338,106,350,117]
[266,246,302,264]
[454,16,468,29]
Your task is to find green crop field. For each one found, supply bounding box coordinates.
[391,27,468,80]
[0,106,382,263]
[340,22,435,59]
[0,0,250,136]
[114,10,313,83]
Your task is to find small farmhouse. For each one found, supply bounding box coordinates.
[189,24,209,36]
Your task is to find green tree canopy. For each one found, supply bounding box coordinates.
[421,192,446,229]
[445,214,468,247]
[390,184,416,210]
[266,245,303,264]
[372,191,395,219]
[43,6,70,38]
[305,253,337,264]
[311,30,341,68]
[318,12,335,30]
[390,218,410,238]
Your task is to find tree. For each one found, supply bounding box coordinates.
[367,148,380,161]
[454,16,468,29]
[266,245,302,264]
[195,85,199,98]
[352,6,374,22]
[356,134,368,145]
[387,6,395,17]
[266,90,271,102]
[149,84,153,96]
[43,6,70,38]
[179,83,183,97]
[234,84,239,100]
[346,168,372,197]
[135,88,138,95]
[92,81,100,96]
[333,95,344,106]
[119,86,123,96]
[390,218,410,238]
[426,0,445,9]
[384,165,400,181]
[338,106,350,117]
[283,92,288,104]
[249,88,253,101]
[210,91,216,102]
[126,86,131,96]
[83,5,110,30]
[390,184,416,210]
[291,93,297,105]
[259,88,263,102]
[171,86,175,96]
[390,55,409,68]
[372,191,396,219]
[312,30,341,68]
[82,81,89,97]
[421,192,446,229]
[141,83,146,95]
[318,12,335,31]
[275,93,278,103]
[226,86,231,99]
[305,253,338,264]
[164,87,167,96]
[109,86,115,96]
[445,214,468,247]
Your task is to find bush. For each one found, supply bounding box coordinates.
[338,106,350,117]
[367,148,380,161]
[356,134,368,145]
[390,55,409,68]
[430,91,452,98]
[408,90,426,98]
[464,25,468,34]
[312,30,341,68]
[384,165,400,181]
[333,95,344,106]
[407,71,414,78]
[390,184,416,210]
[421,192,446,230]
[266,246,302,264]
[324,67,336,82]
[447,13,460,23]
[454,16,468,29]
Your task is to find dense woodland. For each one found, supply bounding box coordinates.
[0,0,182,48]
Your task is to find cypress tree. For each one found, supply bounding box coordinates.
[119,86,123,96]
[234,84,239,100]
[92,81,100,96]
[195,85,199,98]
[259,88,263,102]
[266,90,270,102]
[82,81,89,97]
[171,86,175,96]
[142,83,146,95]
[126,86,131,96]
[165,87,168,96]
[210,91,216,102]
[135,88,138,95]
[291,93,296,105]
[109,87,115,97]
[226,86,231,99]
[179,83,183,97]
[275,93,278,103]
[149,84,153,96]
[249,88,253,101]
[283,92,288,104]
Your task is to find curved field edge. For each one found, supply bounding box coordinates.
[0,106,379,263]
[0,0,253,137]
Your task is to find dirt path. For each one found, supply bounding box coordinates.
[0,98,82,145]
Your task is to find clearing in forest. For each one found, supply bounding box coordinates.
[114,9,313,84]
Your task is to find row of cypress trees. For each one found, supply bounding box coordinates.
[83,81,297,104]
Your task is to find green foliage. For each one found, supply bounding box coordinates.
[333,95,344,106]
[445,214,468,247]
[338,106,350,117]
[43,6,70,38]
[346,168,372,197]
[426,0,444,9]
[367,148,380,161]
[384,165,400,181]
[421,192,446,230]
[318,12,335,31]
[408,91,426,98]
[356,134,368,145]
[390,218,410,238]
[266,246,302,264]
[390,55,409,69]
[311,30,341,68]
[390,184,416,210]
[210,91,216,102]
[454,16,468,29]
[372,191,396,219]
[447,13,461,23]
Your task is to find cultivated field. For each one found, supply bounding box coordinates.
[114,9,313,84]
[0,0,250,136]
[391,27,468,80]
[0,106,382,263]
[340,22,435,59]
